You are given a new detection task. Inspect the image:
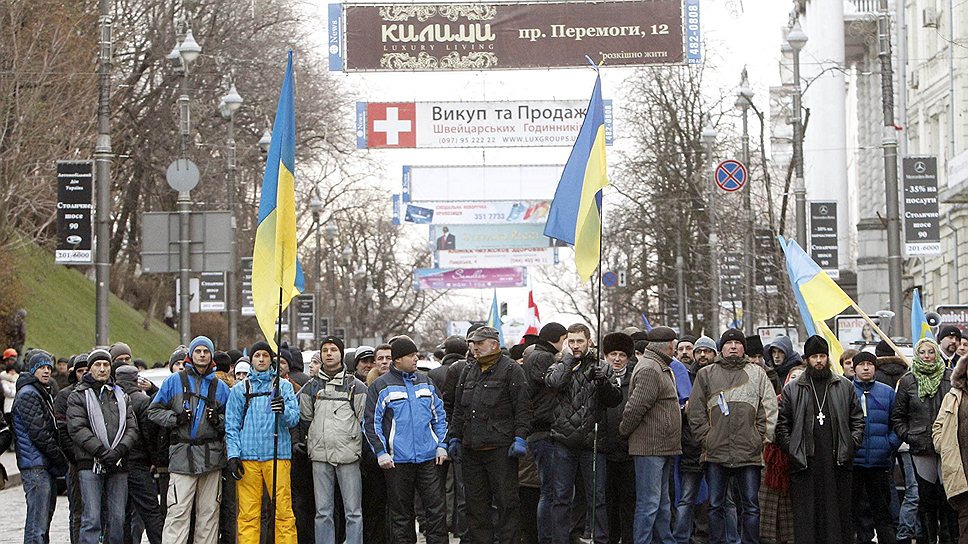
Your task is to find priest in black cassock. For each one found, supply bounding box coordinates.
[775,335,865,544]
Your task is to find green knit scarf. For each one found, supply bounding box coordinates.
[912,338,945,399]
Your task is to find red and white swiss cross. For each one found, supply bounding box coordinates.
[367,102,416,148]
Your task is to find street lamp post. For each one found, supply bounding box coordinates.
[170,26,201,345]
[219,83,243,349]
[878,0,904,325]
[310,196,323,345]
[324,225,338,332]
[736,68,755,335]
[94,0,113,345]
[787,20,808,249]
[701,119,719,333]
[340,246,353,342]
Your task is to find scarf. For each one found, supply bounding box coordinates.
[476,351,502,373]
[913,338,946,399]
[83,381,127,451]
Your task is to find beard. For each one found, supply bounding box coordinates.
[805,362,832,380]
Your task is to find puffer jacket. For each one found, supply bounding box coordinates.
[770,336,802,385]
[12,374,67,472]
[66,375,139,471]
[225,367,300,462]
[875,356,909,389]
[891,368,952,455]
[449,354,532,450]
[852,378,900,468]
[524,340,561,438]
[147,363,230,475]
[933,359,968,499]
[115,369,156,465]
[545,349,622,450]
[687,356,777,467]
[297,367,365,464]
[364,365,447,464]
[619,346,681,457]
[775,372,865,472]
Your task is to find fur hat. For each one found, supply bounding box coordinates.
[745,335,764,356]
[602,332,635,358]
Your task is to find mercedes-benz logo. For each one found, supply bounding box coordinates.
[915,161,926,174]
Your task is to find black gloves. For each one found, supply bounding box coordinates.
[227,457,245,480]
[176,409,192,426]
[586,364,606,383]
[207,408,221,426]
[101,448,122,467]
[293,442,308,456]
[271,396,285,414]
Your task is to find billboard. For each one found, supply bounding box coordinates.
[403,164,563,202]
[357,100,614,148]
[414,267,528,289]
[902,156,941,255]
[430,224,558,251]
[56,161,94,264]
[809,201,839,279]
[437,247,555,267]
[834,315,881,348]
[404,200,550,225]
[334,1,686,72]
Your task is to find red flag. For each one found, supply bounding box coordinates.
[522,291,541,342]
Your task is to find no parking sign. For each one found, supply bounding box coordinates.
[714,160,748,192]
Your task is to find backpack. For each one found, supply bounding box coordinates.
[239,378,273,431]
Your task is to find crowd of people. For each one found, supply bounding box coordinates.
[4,321,968,544]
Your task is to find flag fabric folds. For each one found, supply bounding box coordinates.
[487,290,507,347]
[544,74,609,281]
[252,51,305,349]
[521,291,541,343]
[911,288,934,343]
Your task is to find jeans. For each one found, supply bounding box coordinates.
[22,467,57,544]
[551,442,608,544]
[705,464,760,544]
[897,452,920,540]
[311,461,363,544]
[127,463,164,544]
[78,469,129,544]
[674,471,703,544]
[632,456,675,544]
[462,448,520,544]
[531,437,556,544]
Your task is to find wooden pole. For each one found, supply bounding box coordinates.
[849,301,911,367]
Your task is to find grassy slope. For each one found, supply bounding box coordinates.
[18,243,180,364]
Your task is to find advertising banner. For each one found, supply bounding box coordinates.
[404,200,550,225]
[753,229,779,294]
[241,258,255,316]
[809,201,839,279]
[293,295,316,342]
[902,156,941,255]
[337,1,686,72]
[56,161,94,264]
[720,253,742,302]
[430,224,557,251]
[198,272,226,312]
[834,314,881,348]
[403,164,563,202]
[437,247,555,267]
[936,305,968,337]
[357,100,613,148]
[414,267,528,290]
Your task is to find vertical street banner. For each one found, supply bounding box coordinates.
[720,254,743,303]
[56,161,94,264]
[753,229,779,294]
[294,295,316,342]
[902,156,941,255]
[240,258,255,316]
[198,273,227,312]
[809,202,840,279]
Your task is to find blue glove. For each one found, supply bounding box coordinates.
[447,438,463,462]
[508,437,528,458]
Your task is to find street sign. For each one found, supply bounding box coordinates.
[809,202,839,279]
[753,229,780,294]
[141,211,232,273]
[714,160,747,192]
[198,272,226,312]
[617,271,627,287]
[293,295,316,342]
[602,271,618,287]
[166,159,200,193]
[902,156,941,255]
[175,277,200,314]
[56,161,94,264]
[240,258,254,316]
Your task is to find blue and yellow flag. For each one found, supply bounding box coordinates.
[912,288,934,343]
[252,51,305,349]
[487,290,507,347]
[544,75,609,281]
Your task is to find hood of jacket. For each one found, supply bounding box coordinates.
[440,353,463,367]
[247,367,278,386]
[16,372,50,394]
[877,356,908,377]
[114,370,141,396]
[771,336,802,373]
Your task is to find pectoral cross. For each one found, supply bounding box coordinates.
[816,411,826,426]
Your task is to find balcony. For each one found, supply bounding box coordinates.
[846,0,879,14]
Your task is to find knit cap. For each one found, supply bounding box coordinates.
[694,336,718,353]
[189,336,215,355]
[109,342,132,361]
[28,352,54,375]
[390,337,419,361]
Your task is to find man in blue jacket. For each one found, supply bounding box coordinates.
[363,336,449,544]
[13,351,68,544]
[851,351,900,544]
[224,340,300,544]
[147,336,230,544]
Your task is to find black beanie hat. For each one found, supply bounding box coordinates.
[319,336,345,360]
[390,337,419,361]
[289,348,304,372]
[745,335,764,356]
[678,335,698,346]
[278,348,292,364]
[168,348,187,373]
[249,341,273,359]
[509,344,526,361]
[213,351,231,373]
[803,335,829,358]
[719,329,747,351]
[875,339,894,358]
[853,351,877,367]
[538,322,567,343]
[601,332,635,358]
[227,349,244,366]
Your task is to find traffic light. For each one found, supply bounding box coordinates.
[500,302,508,317]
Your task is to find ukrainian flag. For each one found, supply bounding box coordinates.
[252,51,305,348]
[911,288,934,343]
[487,290,507,347]
[544,75,609,281]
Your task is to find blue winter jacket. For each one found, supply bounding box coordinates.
[224,368,299,461]
[853,377,901,468]
[12,374,67,473]
[363,366,447,464]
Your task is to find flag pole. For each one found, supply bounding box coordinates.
[848,302,912,367]
[270,286,282,535]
